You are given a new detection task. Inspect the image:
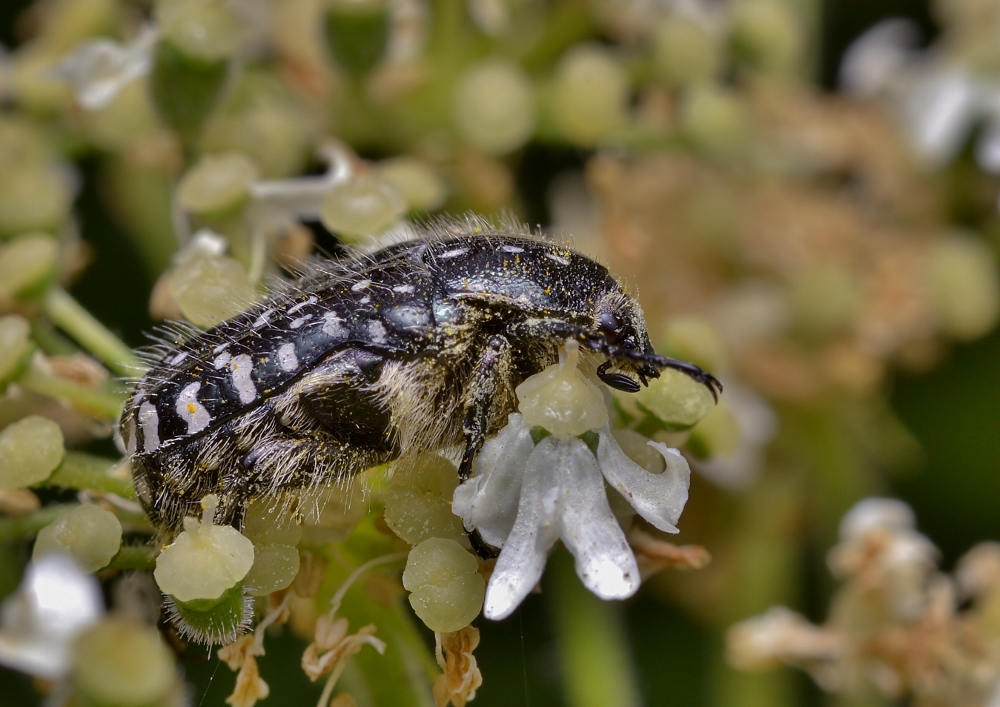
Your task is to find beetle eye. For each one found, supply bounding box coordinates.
[598,311,625,346]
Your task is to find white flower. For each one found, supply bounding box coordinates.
[52,27,158,110]
[0,554,103,679]
[452,341,692,621]
[840,19,1000,176]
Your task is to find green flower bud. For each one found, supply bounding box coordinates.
[324,0,390,75]
[384,453,466,545]
[550,45,630,147]
[155,495,255,644]
[177,152,258,218]
[0,415,64,490]
[730,0,802,74]
[155,0,242,62]
[72,617,177,707]
[453,59,536,155]
[652,15,720,88]
[0,119,72,237]
[0,232,60,300]
[789,265,861,337]
[241,498,302,596]
[403,538,484,633]
[376,157,448,212]
[33,503,123,573]
[625,367,716,432]
[926,235,1000,340]
[687,401,741,459]
[319,175,406,240]
[170,249,259,328]
[679,84,748,157]
[0,315,35,391]
[516,340,608,436]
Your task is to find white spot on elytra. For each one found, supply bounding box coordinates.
[176,382,211,435]
[167,351,188,366]
[229,353,257,404]
[500,244,524,253]
[392,284,415,294]
[440,247,469,259]
[277,342,298,372]
[212,342,230,354]
[253,308,275,329]
[212,352,232,370]
[368,320,388,343]
[289,314,312,329]
[545,252,571,266]
[359,296,371,304]
[351,279,372,292]
[323,311,348,338]
[138,401,159,453]
[287,296,317,314]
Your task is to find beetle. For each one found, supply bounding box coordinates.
[120,222,721,547]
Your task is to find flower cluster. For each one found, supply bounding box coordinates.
[728,498,1000,706]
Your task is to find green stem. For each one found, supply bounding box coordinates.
[19,365,125,419]
[42,287,144,377]
[45,451,135,500]
[548,549,641,707]
[0,504,75,542]
[108,544,157,570]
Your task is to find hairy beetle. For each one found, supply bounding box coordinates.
[121,222,721,542]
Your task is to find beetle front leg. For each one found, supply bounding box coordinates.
[458,334,513,483]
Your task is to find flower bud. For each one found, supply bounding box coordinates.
[687,401,741,459]
[154,495,255,603]
[384,454,466,545]
[626,367,716,432]
[926,235,1000,340]
[72,617,177,707]
[0,315,35,391]
[177,152,258,218]
[516,340,608,436]
[679,84,747,157]
[320,175,406,240]
[155,495,254,644]
[241,498,302,596]
[0,415,64,490]
[730,0,801,74]
[33,504,122,573]
[453,59,536,155]
[403,538,484,633]
[376,157,448,212]
[653,14,719,88]
[0,232,59,301]
[169,233,259,328]
[155,0,242,62]
[550,45,629,146]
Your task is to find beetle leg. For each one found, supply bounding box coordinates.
[458,334,513,482]
[457,335,512,560]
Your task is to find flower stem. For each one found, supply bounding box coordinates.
[0,504,76,542]
[548,549,641,707]
[19,365,125,419]
[42,287,144,377]
[45,451,135,500]
[108,544,157,570]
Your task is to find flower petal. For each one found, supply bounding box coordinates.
[597,427,690,533]
[452,413,535,548]
[548,439,640,600]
